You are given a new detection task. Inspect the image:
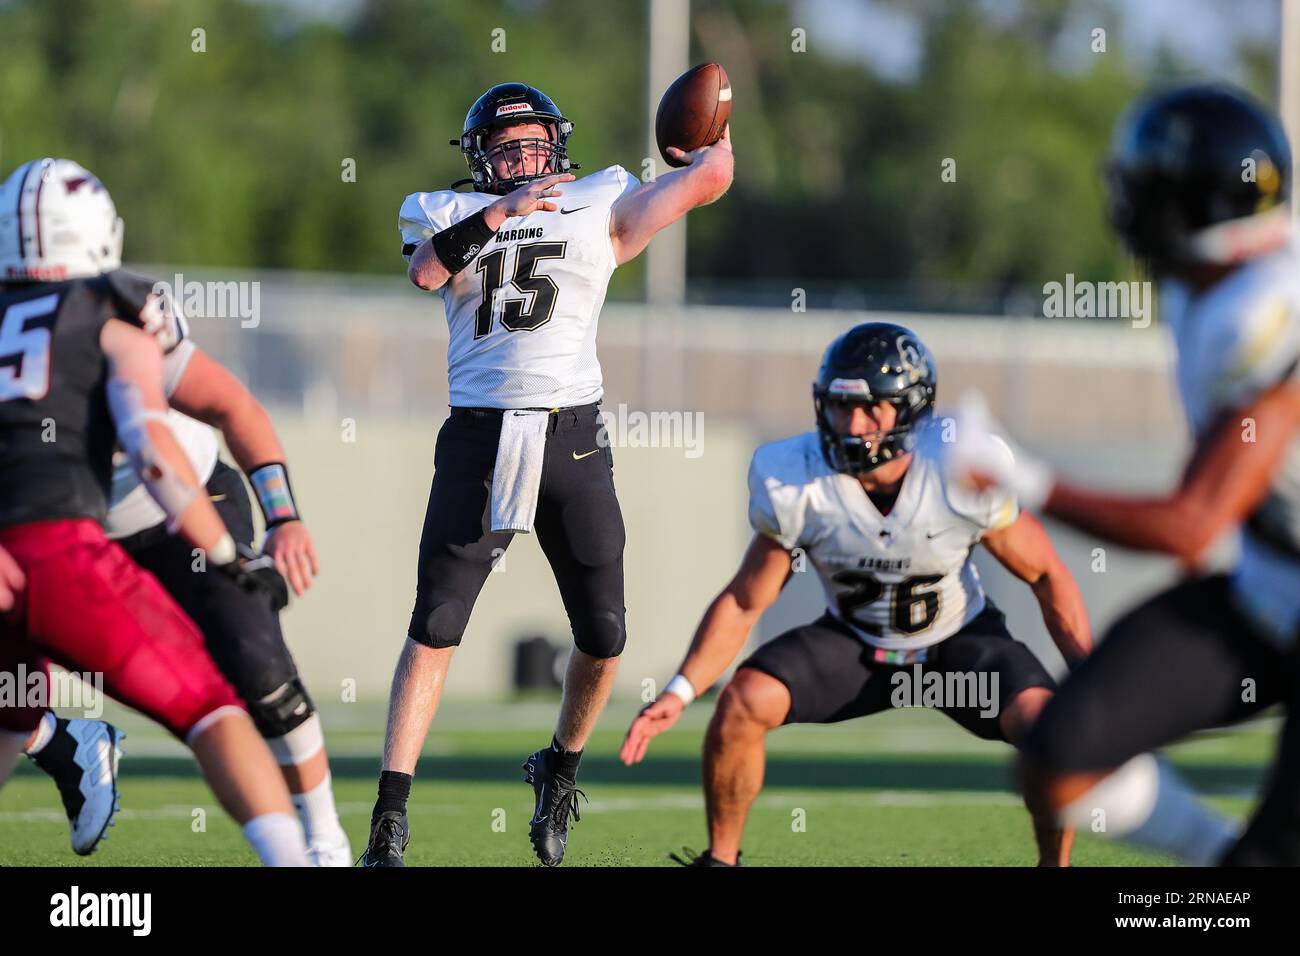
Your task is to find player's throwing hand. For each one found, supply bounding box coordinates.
[664,121,732,167]
[619,693,686,765]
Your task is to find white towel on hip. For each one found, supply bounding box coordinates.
[490,410,550,533]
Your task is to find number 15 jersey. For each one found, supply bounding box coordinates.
[748,426,1020,652]
[398,165,638,410]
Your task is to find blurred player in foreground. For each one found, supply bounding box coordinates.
[0,158,307,865]
[949,84,1300,865]
[14,252,350,863]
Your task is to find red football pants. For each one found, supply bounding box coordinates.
[0,519,242,739]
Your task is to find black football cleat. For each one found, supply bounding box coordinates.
[358,810,409,867]
[523,748,588,867]
[669,847,742,867]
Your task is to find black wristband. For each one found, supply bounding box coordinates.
[247,462,301,528]
[430,208,496,274]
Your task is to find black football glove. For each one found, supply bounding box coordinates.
[216,543,289,611]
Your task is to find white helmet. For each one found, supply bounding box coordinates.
[0,158,124,282]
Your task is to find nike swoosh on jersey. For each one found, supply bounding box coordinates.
[560,206,590,215]
[572,449,600,460]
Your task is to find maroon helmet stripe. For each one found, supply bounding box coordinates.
[31,161,47,258]
[13,160,34,261]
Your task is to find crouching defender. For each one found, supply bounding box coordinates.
[621,323,1092,866]
[3,158,351,864]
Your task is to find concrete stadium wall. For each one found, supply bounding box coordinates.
[163,267,1196,699]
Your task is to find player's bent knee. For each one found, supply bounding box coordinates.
[572,608,626,658]
[1000,687,1053,745]
[714,669,790,732]
[151,668,245,742]
[417,596,470,648]
[247,677,315,740]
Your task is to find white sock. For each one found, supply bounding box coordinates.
[1061,754,1238,865]
[292,773,349,849]
[264,715,347,850]
[242,812,309,867]
[23,712,57,755]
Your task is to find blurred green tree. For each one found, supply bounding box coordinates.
[0,0,1278,311]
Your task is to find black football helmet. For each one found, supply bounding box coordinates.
[1105,83,1291,273]
[813,322,937,475]
[450,83,578,194]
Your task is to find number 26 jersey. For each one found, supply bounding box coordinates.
[748,427,1020,652]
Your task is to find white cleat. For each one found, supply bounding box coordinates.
[306,835,354,867]
[65,719,125,856]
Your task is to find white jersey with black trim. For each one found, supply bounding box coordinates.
[399,165,638,409]
[748,426,1019,652]
[1161,241,1300,644]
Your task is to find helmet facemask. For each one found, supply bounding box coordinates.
[463,119,572,195]
[814,385,931,476]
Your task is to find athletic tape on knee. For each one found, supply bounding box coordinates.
[106,378,198,532]
[266,713,324,767]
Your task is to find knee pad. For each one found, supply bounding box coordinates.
[572,607,626,659]
[419,596,470,648]
[247,677,315,739]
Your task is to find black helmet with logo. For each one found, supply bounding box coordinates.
[813,322,937,475]
[450,83,579,194]
[1105,83,1291,272]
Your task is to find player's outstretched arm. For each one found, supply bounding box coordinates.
[406,173,576,291]
[100,320,288,607]
[1045,380,1300,565]
[168,348,318,596]
[608,124,734,267]
[619,532,789,765]
[980,512,1092,667]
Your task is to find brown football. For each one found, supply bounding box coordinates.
[655,62,731,168]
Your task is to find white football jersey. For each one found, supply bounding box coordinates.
[399,165,638,409]
[105,340,220,539]
[1162,241,1300,644]
[749,427,1019,652]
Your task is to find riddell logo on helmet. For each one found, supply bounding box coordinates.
[495,102,533,117]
